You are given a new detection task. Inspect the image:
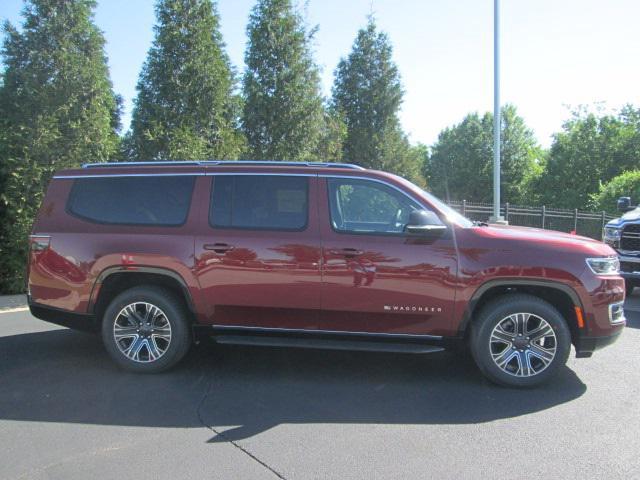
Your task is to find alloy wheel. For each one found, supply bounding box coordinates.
[489,312,557,377]
[113,302,172,363]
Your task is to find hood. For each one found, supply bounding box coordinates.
[471,223,614,256]
[606,207,640,227]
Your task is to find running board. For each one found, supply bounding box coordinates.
[213,334,445,354]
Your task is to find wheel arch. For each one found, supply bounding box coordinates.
[459,279,584,343]
[89,267,196,326]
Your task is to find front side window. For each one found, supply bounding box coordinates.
[327,178,421,234]
[68,176,195,226]
[210,175,308,231]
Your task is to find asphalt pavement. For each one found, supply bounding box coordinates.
[1,297,639,479]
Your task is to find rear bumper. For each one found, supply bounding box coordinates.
[28,297,98,333]
[574,327,624,358]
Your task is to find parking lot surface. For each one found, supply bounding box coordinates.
[1,296,639,479]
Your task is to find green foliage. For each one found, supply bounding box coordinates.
[426,105,543,203]
[129,0,244,160]
[538,105,640,209]
[0,0,121,293]
[592,170,640,213]
[332,18,422,183]
[242,0,324,160]
[315,104,346,162]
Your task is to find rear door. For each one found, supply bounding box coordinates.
[194,173,322,329]
[318,175,458,336]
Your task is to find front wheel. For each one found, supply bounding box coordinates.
[101,286,192,373]
[470,294,571,388]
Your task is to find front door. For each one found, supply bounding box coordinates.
[194,174,322,329]
[318,176,458,336]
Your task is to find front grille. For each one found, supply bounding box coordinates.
[623,224,640,234]
[620,224,640,251]
[620,262,639,273]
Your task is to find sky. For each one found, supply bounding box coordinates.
[1,0,639,148]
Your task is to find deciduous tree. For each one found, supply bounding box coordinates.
[426,105,543,203]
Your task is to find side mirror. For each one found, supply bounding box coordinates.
[617,197,633,212]
[405,210,447,236]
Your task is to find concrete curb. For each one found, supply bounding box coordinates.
[0,294,28,313]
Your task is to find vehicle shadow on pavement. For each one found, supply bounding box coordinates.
[0,329,586,442]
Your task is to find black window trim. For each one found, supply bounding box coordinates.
[66,176,196,227]
[323,175,431,237]
[208,173,312,233]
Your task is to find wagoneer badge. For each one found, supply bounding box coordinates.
[384,305,442,313]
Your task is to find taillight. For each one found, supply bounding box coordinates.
[29,235,51,252]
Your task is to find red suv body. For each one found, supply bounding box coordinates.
[27,161,625,387]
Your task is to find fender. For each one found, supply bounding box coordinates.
[88,266,196,314]
[457,278,584,337]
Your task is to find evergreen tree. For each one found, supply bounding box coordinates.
[130,0,244,160]
[0,0,120,293]
[315,103,346,162]
[332,18,421,181]
[242,0,324,160]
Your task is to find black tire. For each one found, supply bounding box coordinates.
[470,294,571,388]
[101,286,192,373]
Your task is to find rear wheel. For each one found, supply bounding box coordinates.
[101,286,191,373]
[470,294,571,388]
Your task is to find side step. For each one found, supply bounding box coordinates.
[214,334,445,354]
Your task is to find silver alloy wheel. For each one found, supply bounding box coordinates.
[113,302,172,363]
[489,312,557,377]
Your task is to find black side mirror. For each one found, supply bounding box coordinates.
[405,210,447,236]
[617,197,633,212]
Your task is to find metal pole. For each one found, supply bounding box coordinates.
[491,0,504,223]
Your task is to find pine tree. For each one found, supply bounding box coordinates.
[332,18,420,181]
[242,0,324,160]
[129,0,244,160]
[0,0,121,293]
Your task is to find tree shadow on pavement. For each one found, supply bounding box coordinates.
[0,328,586,442]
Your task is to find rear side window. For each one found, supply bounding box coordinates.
[210,175,308,231]
[67,176,195,226]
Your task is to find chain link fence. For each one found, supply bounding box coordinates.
[446,200,617,240]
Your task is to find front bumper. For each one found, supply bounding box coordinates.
[574,325,624,358]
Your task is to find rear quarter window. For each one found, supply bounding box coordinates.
[67,176,195,226]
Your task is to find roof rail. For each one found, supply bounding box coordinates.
[203,161,364,170]
[82,160,365,170]
[82,161,201,168]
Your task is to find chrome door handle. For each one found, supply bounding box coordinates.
[329,248,364,257]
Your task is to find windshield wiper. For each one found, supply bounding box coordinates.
[473,220,489,227]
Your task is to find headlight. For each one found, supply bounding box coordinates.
[604,227,621,240]
[586,256,620,275]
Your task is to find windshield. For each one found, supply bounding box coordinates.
[421,189,474,227]
[384,173,474,227]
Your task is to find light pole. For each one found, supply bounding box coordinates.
[491,0,505,223]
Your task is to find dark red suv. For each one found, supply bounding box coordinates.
[27,161,626,387]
